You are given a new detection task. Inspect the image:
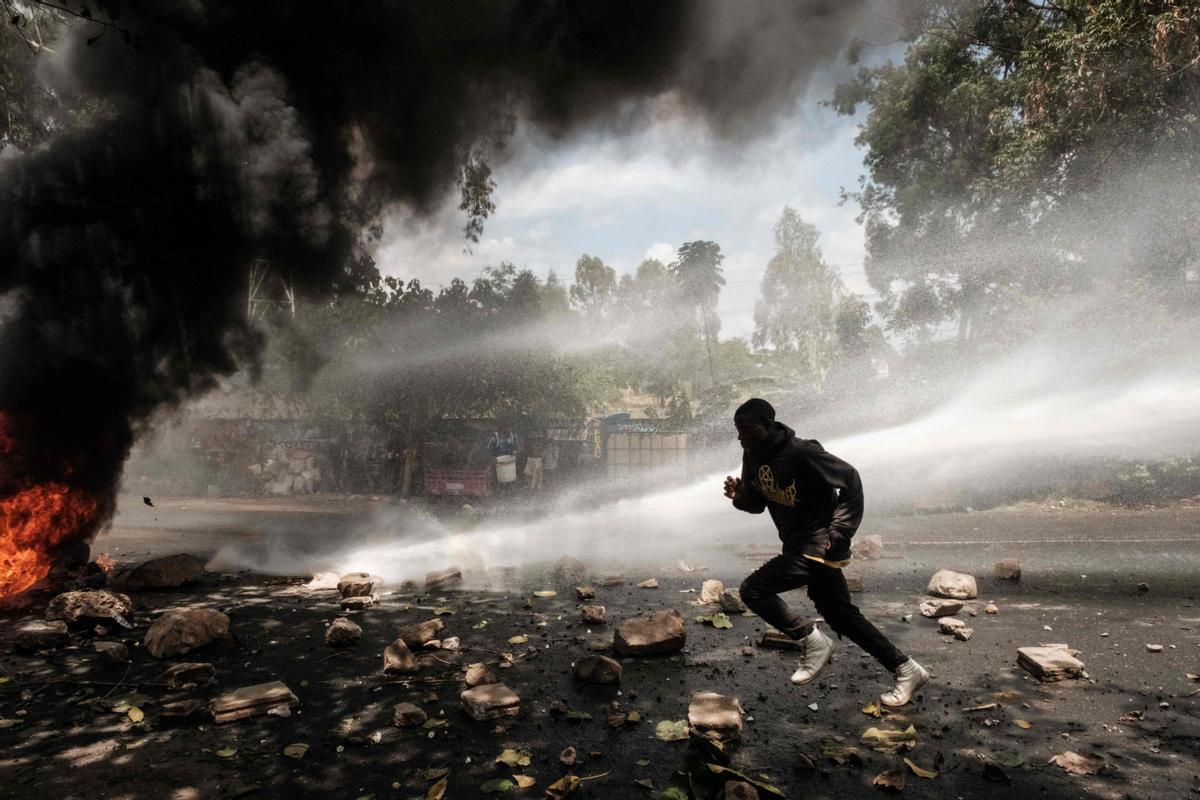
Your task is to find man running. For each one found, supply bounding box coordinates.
[725,398,928,707]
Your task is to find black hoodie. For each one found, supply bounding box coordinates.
[732,422,862,562]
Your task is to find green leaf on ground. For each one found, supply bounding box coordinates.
[654,720,689,741]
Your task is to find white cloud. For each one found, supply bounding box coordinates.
[644,242,675,263]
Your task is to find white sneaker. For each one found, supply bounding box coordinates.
[790,627,836,685]
[880,658,929,707]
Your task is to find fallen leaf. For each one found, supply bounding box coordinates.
[990,751,1024,769]
[704,764,785,796]
[508,635,528,645]
[873,769,906,791]
[496,748,532,767]
[545,774,580,799]
[513,775,535,788]
[420,768,449,781]
[282,743,309,759]
[627,710,641,723]
[215,746,238,759]
[1185,672,1198,681]
[1014,719,1033,729]
[903,757,938,779]
[655,720,689,741]
[861,701,883,718]
[861,725,917,750]
[480,778,514,794]
[427,777,447,800]
[1049,751,1106,776]
[433,607,456,616]
[422,718,448,729]
[636,758,651,766]
[473,620,489,629]
[565,710,592,721]
[0,677,11,686]
[532,590,557,598]
[710,613,733,629]
[127,706,144,724]
[655,789,688,800]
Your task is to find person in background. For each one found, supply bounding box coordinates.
[725,397,929,707]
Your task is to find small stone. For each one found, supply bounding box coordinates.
[396,618,444,649]
[1145,644,1163,653]
[1017,644,1084,682]
[325,617,362,647]
[600,575,624,587]
[337,572,375,598]
[460,683,519,721]
[720,588,747,614]
[581,605,606,624]
[587,633,613,652]
[15,620,70,652]
[844,574,863,593]
[144,609,229,659]
[210,681,298,724]
[725,782,759,800]
[340,595,375,611]
[699,579,724,605]
[393,702,427,727]
[638,578,659,589]
[1137,582,1149,593]
[382,638,418,674]
[93,640,129,663]
[161,661,216,689]
[740,646,754,657]
[576,586,596,600]
[575,655,622,685]
[853,534,884,560]
[464,663,497,687]
[986,603,999,614]
[688,691,743,741]
[994,559,1021,581]
[441,636,460,651]
[938,617,966,633]
[125,554,207,590]
[559,746,577,766]
[425,567,463,592]
[953,627,974,641]
[919,599,964,618]
[614,610,686,656]
[967,607,978,617]
[927,569,978,600]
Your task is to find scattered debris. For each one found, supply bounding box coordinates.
[993,559,1021,581]
[15,620,69,652]
[125,554,207,590]
[144,608,230,658]
[689,692,743,741]
[575,655,622,685]
[700,579,725,605]
[861,725,917,751]
[854,534,884,560]
[614,609,685,656]
[963,702,999,713]
[1049,751,1107,776]
[397,618,444,649]
[383,638,420,674]
[325,617,363,647]
[919,599,963,618]
[210,681,298,724]
[460,683,519,721]
[425,567,463,592]
[638,578,659,589]
[720,588,747,614]
[161,662,216,689]
[872,769,906,792]
[45,590,133,629]
[337,572,375,598]
[393,702,427,727]
[1017,644,1084,682]
[581,605,606,624]
[926,569,978,600]
[532,590,557,598]
[695,613,733,629]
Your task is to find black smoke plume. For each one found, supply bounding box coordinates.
[0,0,868,587]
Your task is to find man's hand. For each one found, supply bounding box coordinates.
[723,475,743,500]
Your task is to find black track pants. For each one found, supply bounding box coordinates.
[739,550,907,671]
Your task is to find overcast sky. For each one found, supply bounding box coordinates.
[374,48,893,340]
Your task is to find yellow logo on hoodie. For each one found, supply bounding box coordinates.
[757,465,797,507]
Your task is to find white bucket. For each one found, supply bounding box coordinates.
[495,455,517,483]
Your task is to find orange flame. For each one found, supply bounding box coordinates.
[0,483,100,599]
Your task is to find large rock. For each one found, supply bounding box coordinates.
[161,662,216,689]
[614,610,686,656]
[688,691,743,741]
[574,654,622,685]
[383,638,418,674]
[994,559,1022,581]
[461,683,519,721]
[854,534,884,560]
[325,617,363,647]
[1018,644,1084,682]
[144,608,230,658]
[15,620,69,651]
[397,618,444,649]
[700,580,725,605]
[126,554,207,590]
[926,569,978,600]
[919,599,964,618]
[425,567,463,592]
[337,573,375,598]
[393,702,427,727]
[45,590,133,628]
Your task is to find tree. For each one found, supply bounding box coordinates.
[752,209,844,387]
[671,241,725,385]
[832,0,1200,343]
[569,254,617,318]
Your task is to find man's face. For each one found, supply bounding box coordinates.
[734,417,770,450]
